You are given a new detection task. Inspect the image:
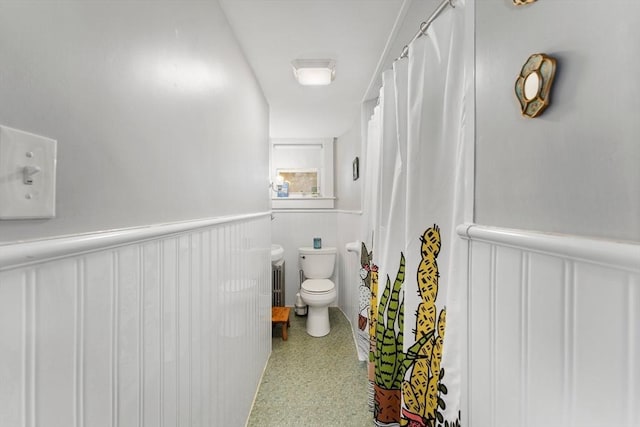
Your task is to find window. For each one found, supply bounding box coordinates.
[270,138,334,209]
[277,170,319,196]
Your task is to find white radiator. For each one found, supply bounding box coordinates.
[272,260,285,306]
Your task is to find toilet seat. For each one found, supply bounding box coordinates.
[301,279,334,294]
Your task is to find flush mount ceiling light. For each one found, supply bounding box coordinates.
[291,59,335,86]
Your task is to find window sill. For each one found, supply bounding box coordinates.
[271,197,335,209]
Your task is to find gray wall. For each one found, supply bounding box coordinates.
[335,120,362,211]
[0,1,269,242]
[363,0,439,102]
[475,0,640,241]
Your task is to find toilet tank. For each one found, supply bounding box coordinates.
[298,247,337,279]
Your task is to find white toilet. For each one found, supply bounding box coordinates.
[298,246,337,337]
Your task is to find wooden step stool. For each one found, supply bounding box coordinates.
[271,306,291,341]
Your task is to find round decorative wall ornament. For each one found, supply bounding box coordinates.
[514,53,557,118]
[513,0,537,5]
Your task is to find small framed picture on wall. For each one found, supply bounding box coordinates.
[353,157,359,181]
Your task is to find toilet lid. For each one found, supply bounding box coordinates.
[302,279,334,294]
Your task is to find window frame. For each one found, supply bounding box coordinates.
[270,138,335,209]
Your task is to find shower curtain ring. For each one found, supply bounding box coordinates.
[419,21,428,36]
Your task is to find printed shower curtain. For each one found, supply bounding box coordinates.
[359,3,467,426]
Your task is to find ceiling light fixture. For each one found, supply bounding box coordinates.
[291,59,335,86]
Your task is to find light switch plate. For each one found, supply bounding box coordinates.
[0,125,57,219]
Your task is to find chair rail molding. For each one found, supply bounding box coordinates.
[457,223,640,273]
[0,212,270,271]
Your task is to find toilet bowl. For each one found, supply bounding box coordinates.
[298,246,337,337]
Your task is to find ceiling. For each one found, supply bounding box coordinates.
[218,0,406,139]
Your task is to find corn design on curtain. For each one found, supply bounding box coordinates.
[362,3,467,426]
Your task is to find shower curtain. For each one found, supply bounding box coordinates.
[361,3,467,426]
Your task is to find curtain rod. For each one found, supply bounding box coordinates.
[398,0,455,60]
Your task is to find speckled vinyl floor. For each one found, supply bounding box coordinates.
[247,307,372,427]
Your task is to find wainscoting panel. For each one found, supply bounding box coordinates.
[341,238,365,361]
[0,214,271,427]
[461,224,640,427]
[335,211,364,360]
